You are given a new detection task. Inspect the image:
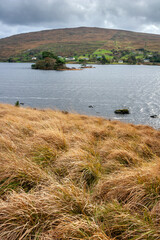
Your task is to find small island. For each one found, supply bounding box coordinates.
[32,51,82,71]
[31,51,69,70]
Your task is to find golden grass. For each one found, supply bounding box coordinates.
[0,103,160,239]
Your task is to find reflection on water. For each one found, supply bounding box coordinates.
[0,63,160,129]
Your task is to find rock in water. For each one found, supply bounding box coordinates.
[114,109,130,114]
[150,115,158,118]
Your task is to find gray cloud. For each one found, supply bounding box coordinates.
[91,0,160,32]
[0,0,82,25]
[1,0,160,38]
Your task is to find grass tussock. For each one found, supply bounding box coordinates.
[0,103,160,239]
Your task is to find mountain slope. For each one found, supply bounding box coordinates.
[1,27,160,61]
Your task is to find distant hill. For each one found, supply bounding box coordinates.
[1,27,160,61]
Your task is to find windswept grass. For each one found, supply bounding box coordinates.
[0,103,160,239]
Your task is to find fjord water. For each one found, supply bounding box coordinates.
[0,62,160,129]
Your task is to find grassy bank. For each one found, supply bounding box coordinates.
[0,104,160,239]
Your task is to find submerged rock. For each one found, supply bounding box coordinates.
[114,109,130,114]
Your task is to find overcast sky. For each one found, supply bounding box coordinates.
[0,0,160,39]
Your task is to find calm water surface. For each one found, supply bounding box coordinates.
[0,63,160,128]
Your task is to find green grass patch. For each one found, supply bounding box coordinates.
[136,55,144,59]
[93,49,113,55]
[105,55,113,60]
[32,146,57,168]
[0,174,37,195]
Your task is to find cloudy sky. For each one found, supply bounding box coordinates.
[0,0,160,38]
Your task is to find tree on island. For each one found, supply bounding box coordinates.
[41,51,56,59]
[32,51,67,70]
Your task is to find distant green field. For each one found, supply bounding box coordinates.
[135,55,144,59]
[93,49,113,55]
[104,55,114,60]
[121,54,131,60]
[78,54,90,59]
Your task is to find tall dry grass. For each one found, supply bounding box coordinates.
[0,103,160,239]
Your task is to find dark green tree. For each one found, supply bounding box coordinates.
[100,55,110,64]
[42,51,56,59]
[126,55,136,64]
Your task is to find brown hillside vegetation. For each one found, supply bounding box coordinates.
[0,103,160,239]
[1,27,160,60]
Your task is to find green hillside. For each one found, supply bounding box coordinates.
[1,27,160,62]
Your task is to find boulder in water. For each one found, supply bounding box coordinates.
[114,109,130,114]
[150,115,158,118]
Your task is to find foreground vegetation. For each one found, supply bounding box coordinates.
[0,104,160,239]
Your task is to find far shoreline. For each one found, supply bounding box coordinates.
[1,61,160,67]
